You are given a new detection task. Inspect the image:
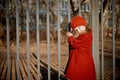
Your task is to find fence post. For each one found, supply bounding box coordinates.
[101,0,104,80]
[112,0,115,79]
[6,0,11,80]
[46,0,51,80]
[16,0,20,80]
[57,0,61,80]
[91,0,100,80]
[26,0,30,80]
[36,0,40,80]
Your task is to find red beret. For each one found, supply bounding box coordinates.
[70,16,87,30]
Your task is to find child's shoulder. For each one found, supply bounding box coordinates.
[78,31,92,39]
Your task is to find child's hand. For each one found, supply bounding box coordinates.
[66,32,73,38]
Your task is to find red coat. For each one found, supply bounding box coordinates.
[65,31,96,80]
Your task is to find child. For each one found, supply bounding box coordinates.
[65,16,96,80]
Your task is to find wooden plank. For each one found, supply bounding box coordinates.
[20,54,29,79]
[0,54,5,75]
[60,64,65,73]
[30,53,45,79]
[0,55,7,80]
[21,54,34,80]
[32,53,66,79]
[0,54,4,64]
[23,54,38,80]
[30,53,42,79]
[0,54,7,80]
[31,53,46,69]
[14,54,22,80]
[29,60,38,80]
[51,63,65,74]
[16,55,22,80]
[31,53,45,79]
[11,54,16,80]
[51,63,58,71]
[32,53,48,71]
[20,55,27,80]
[30,54,38,72]
[31,53,38,63]
[32,53,47,67]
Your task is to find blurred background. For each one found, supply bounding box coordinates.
[0,0,120,80]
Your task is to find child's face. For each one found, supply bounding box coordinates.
[75,26,86,34]
[71,26,86,38]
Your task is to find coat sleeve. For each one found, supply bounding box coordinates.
[68,35,87,49]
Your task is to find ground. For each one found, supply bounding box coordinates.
[0,39,120,80]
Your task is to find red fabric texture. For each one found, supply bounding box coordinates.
[65,31,96,80]
[70,16,87,30]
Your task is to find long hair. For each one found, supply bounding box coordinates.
[86,25,92,33]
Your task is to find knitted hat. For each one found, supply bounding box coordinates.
[70,16,87,30]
